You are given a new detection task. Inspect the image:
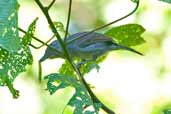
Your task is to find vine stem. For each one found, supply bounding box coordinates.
[66,1,140,45]
[64,0,72,42]
[47,0,56,10]
[18,28,62,54]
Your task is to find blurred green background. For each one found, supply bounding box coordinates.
[0,0,171,114]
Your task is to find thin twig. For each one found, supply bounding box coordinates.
[47,0,56,10]
[66,1,140,45]
[32,35,55,49]
[64,0,72,42]
[18,27,62,54]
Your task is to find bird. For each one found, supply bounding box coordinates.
[39,32,143,62]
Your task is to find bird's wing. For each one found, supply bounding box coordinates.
[66,32,114,48]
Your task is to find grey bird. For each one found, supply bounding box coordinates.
[39,32,143,62]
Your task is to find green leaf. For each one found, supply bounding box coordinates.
[80,54,107,75]
[164,109,171,114]
[45,73,101,113]
[58,60,76,78]
[159,0,171,4]
[0,69,19,98]
[151,102,171,114]
[0,43,33,98]
[105,24,145,47]
[0,0,21,52]
[0,19,38,98]
[81,62,100,75]
[22,18,38,45]
[50,22,68,37]
[45,73,78,95]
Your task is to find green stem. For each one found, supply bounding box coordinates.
[34,0,68,58]
[38,62,42,82]
[64,0,72,42]
[18,28,62,54]
[47,0,56,10]
[66,1,140,45]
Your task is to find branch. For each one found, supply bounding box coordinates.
[66,1,140,45]
[18,27,62,54]
[64,0,72,41]
[47,0,56,10]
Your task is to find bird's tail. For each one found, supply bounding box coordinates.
[111,43,143,55]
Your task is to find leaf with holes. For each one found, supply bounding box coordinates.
[0,43,32,98]
[45,73,101,114]
[0,19,37,98]
[0,0,21,52]
[22,18,38,45]
[44,73,78,94]
[105,24,145,47]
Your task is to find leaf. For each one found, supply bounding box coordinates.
[105,24,145,47]
[22,18,38,45]
[0,19,37,98]
[80,54,107,75]
[151,102,171,114]
[49,22,67,36]
[58,60,76,78]
[45,73,78,95]
[159,0,171,4]
[45,73,101,113]
[0,0,21,52]
[164,109,171,114]
[0,43,33,98]
[81,62,100,75]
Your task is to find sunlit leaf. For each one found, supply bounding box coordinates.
[81,62,100,75]
[80,55,107,75]
[0,43,32,98]
[0,0,21,52]
[105,24,145,46]
[58,60,76,78]
[22,18,38,45]
[151,103,171,114]
[0,19,37,98]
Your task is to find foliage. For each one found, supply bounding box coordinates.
[0,0,21,52]
[45,23,146,112]
[105,24,145,46]
[2,0,169,114]
[159,0,171,4]
[151,103,171,114]
[0,18,37,98]
[58,60,76,77]
[45,73,101,114]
